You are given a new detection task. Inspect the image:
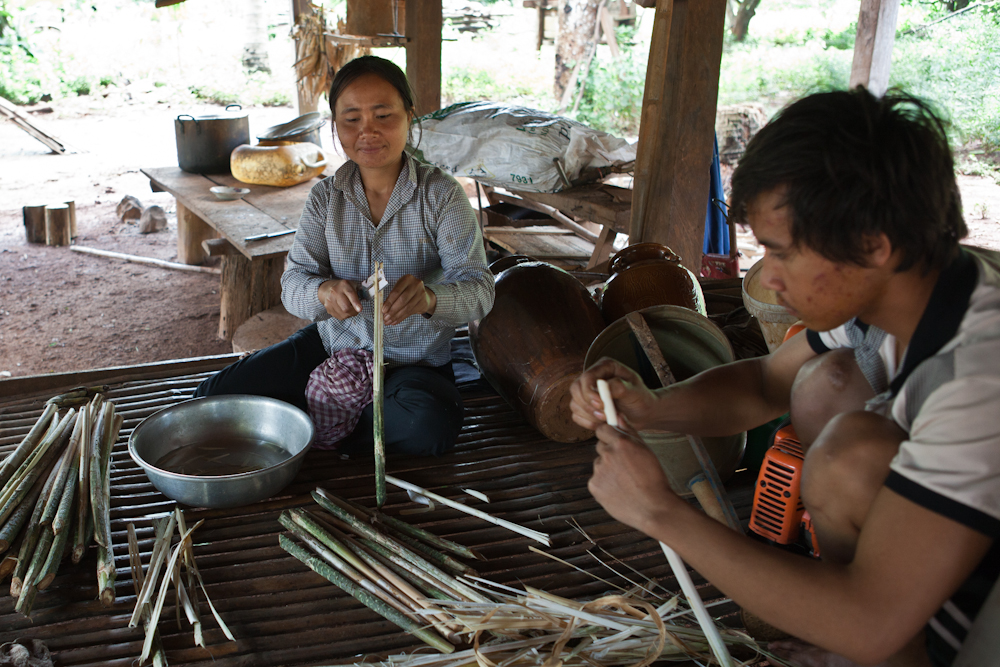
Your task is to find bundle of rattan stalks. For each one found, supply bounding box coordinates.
[0,387,120,616]
[280,488,794,666]
[126,509,235,667]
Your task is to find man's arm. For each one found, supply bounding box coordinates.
[571,330,818,438]
[589,425,993,664]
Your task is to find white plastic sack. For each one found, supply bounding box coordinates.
[410,102,636,193]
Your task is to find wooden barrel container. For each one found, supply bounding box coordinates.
[600,243,706,324]
[585,305,746,496]
[470,261,605,443]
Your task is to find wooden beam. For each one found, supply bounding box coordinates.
[849,0,900,97]
[405,0,443,115]
[176,202,218,266]
[629,0,726,273]
[0,97,72,155]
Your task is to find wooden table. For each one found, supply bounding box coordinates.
[142,167,319,340]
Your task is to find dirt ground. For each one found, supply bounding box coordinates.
[2,101,1000,381]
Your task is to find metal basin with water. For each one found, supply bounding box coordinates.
[128,395,314,509]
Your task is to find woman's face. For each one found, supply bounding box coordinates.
[333,73,411,173]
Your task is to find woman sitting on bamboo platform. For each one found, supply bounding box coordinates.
[195,56,495,457]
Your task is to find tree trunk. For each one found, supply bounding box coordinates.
[554,0,600,100]
[242,0,271,74]
[731,0,762,42]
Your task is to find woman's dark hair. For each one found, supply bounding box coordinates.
[328,55,420,145]
[730,87,966,273]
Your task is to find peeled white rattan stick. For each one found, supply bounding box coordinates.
[594,379,734,667]
[385,475,550,546]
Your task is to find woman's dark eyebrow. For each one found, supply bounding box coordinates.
[338,102,393,114]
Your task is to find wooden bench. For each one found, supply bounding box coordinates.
[142,167,320,340]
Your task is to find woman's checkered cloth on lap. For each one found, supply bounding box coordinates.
[305,348,374,449]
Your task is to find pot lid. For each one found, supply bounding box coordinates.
[257,112,326,140]
[176,104,248,121]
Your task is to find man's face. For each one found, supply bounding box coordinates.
[747,187,884,333]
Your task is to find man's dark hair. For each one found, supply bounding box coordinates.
[328,55,420,145]
[730,87,967,272]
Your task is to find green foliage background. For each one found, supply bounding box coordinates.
[2,0,998,156]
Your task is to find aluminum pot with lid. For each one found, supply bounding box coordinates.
[175,104,250,174]
[257,111,326,147]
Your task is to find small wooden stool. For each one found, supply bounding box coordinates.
[231,304,310,354]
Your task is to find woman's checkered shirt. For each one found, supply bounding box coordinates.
[281,155,495,368]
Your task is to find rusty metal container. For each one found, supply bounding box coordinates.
[585,305,745,495]
[600,243,706,324]
[470,260,605,443]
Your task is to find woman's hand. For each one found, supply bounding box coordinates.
[382,274,436,325]
[570,358,659,431]
[318,279,362,320]
[589,423,681,534]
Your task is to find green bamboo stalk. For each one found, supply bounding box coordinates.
[300,509,461,635]
[357,537,458,602]
[0,410,76,524]
[16,527,52,614]
[97,542,115,607]
[280,533,454,654]
[373,261,386,508]
[96,408,119,607]
[378,522,477,577]
[10,447,66,597]
[36,506,73,590]
[46,386,108,408]
[0,469,47,555]
[89,402,112,549]
[73,402,93,561]
[310,507,456,602]
[370,509,481,561]
[332,492,480,561]
[51,436,80,536]
[39,421,81,525]
[0,403,56,490]
[0,532,22,581]
[279,513,423,622]
[71,509,94,564]
[316,493,475,573]
[313,488,487,603]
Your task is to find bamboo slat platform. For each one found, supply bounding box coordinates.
[0,354,755,667]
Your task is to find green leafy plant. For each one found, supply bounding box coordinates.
[573,42,647,136]
[442,67,535,106]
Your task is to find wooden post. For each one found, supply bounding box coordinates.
[63,200,77,238]
[405,0,443,115]
[45,205,72,246]
[537,0,546,51]
[628,0,727,274]
[849,0,900,98]
[291,0,320,115]
[585,224,617,271]
[218,254,285,340]
[22,205,47,244]
[176,202,218,265]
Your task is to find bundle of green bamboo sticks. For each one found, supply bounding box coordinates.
[281,488,794,666]
[279,486,492,654]
[0,387,120,616]
[127,508,235,667]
